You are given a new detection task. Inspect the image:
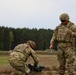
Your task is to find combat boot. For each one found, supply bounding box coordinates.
[26,73,31,75]
[60,73,64,75]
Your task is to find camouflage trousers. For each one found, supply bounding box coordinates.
[57,45,75,75]
[9,59,30,75]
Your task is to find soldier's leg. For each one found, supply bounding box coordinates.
[11,68,19,75]
[15,65,30,75]
[57,49,66,75]
[24,65,30,74]
[10,60,30,75]
[65,46,75,75]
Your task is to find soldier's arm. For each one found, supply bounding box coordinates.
[72,26,76,37]
[50,26,58,45]
[70,25,76,37]
[30,49,39,67]
[50,34,56,45]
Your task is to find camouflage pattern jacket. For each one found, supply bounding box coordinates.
[9,43,39,66]
[50,21,76,47]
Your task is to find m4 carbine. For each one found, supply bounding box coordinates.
[27,64,45,72]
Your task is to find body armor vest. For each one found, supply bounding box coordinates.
[57,25,72,42]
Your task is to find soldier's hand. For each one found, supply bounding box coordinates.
[34,63,37,67]
[49,44,53,49]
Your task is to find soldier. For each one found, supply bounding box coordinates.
[49,13,76,75]
[8,40,39,75]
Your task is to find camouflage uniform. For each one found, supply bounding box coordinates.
[50,13,76,75]
[8,41,39,75]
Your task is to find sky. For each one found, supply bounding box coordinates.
[0,0,76,29]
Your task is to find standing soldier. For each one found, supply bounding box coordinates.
[49,13,76,75]
[8,40,39,75]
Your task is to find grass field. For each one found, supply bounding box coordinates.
[0,54,76,75]
[0,55,59,75]
[0,56,9,65]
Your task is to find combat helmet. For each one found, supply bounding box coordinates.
[59,13,70,21]
[27,40,36,48]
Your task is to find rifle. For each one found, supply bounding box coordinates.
[27,64,45,72]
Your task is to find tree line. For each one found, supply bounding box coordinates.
[0,26,56,51]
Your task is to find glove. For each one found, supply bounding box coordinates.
[34,63,37,67]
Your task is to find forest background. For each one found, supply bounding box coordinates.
[0,26,59,51]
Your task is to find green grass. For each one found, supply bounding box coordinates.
[0,56,9,65]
